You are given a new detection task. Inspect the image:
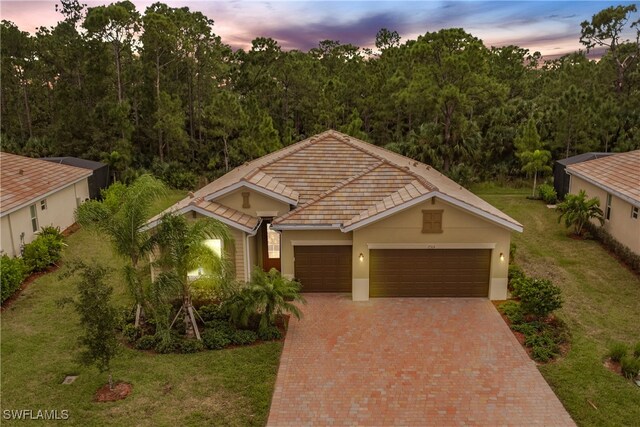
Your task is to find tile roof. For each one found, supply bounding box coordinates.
[566,150,640,207]
[150,130,522,232]
[1,152,92,216]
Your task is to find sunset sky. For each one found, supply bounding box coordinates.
[0,1,636,57]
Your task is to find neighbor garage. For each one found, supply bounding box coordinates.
[294,245,352,292]
[369,249,491,297]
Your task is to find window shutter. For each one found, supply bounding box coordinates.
[422,210,443,233]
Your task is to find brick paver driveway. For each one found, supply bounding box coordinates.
[268,294,574,426]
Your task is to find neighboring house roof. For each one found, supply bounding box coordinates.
[566,150,640,208]
[555,152,614,167]
[147,130,523,233]
[0,152,92,217]
[41,157,107,171]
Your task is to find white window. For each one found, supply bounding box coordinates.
[267,223,280,259]
[605,194,612,221]
[632,206,639,220]
[29,204,38,232]
[187,239,223,279]
[40,199,47,210]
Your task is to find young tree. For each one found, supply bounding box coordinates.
[59,262,120,390]
[515,118,552,196]
[556,190,605,236]
[75,175,167,326]
[153,213,232,340]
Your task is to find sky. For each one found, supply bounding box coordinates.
[0,1,636,58]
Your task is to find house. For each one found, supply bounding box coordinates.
[553,152,614,199]
[566,150,640,255]
[42,157,110,200]
[147,130,523,301]
[0,152,91,257]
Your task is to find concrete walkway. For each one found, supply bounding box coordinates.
[268,294,574,426]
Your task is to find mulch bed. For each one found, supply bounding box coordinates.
[94,382,132,402]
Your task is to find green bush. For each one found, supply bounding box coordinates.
[507,265,525,291]
[155,337,179,354]
[608,342,628,362]
[511,322,539,337]
[22,229,65,273]
[509,242,516,263]
[258,326,283,341]
[499,300,524,325]
[1,255,27,303]
[202,329,231,350]
[178,339,204,353]
[537,183,558,204]
[121,323,140,343]
[621,356,640,379]
[230,329,258,346]
[513,278,563,318]
[150,160,197,190]
[204,319,235,335]
[135,335,157,350]
[199,304,228,322]
[634,342,640,359]
[526,330,560,362]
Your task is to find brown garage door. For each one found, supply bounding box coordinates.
[370,249,491,297]
[294,246,352,292]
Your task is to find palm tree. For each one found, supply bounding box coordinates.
[75,174,167,326]
[226,268,306,334]
[556,190,604,236]
[520,149,552,197]
[153,213,232,340]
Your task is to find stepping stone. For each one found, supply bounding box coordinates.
[62,375,78,384]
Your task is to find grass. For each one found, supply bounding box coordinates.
[1,190,282,426]
[477,186,640,427]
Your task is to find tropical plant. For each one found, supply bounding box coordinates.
[225,268,305,334]
[519,150,552,197]
[58,261,120,390]
[75,175,167,326]
[556,190,605,236]
[152,213,232,340]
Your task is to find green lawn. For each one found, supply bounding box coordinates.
[1,190,282,426]
[477,187,640,427]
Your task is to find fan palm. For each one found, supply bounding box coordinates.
[152,212,232,340]
[75,174,167,326]
[556,190,604,236]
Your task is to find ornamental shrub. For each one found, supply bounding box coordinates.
[135,335,157,350]
[537,183,557,204]
[199,304,228,322]
[22,238,53,272]
[257,325,283,341]
[608,342,628,362]
[230,329,258,346]
[621,356,640,379]
[513,278,563,318]
[202,329,231,350]
[155,337,179,354]
[121,323,140,343]
[1,255,27,303]
[499,300,524,325]
[178,339,204,353]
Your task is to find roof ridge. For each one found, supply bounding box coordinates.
[240,170,300,200]
[336,133,439,191]
[343,179,430,227]
[272,160,385,224]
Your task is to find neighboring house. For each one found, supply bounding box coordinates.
[41,157,110,200]
[0,152,91,257]
[146,130,523,301]
[566,150,640,255]
[553,152,614,199]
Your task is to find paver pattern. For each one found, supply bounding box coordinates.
[268,294,575,426]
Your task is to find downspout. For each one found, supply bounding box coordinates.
[245,233,251,281]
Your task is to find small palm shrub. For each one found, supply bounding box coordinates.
[1,255,27,303]
[608,342,628,362]
[556,190,604,236]
[537,183,557,204]
[512,277,563,319]
[620,356,640,379]
[202,329,231,350]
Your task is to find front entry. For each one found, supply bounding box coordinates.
[261,220,281,272]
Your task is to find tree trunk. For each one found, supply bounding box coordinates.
[223,136,230,172]
[108,373,114,391]
[21,80,33,140]
[532,171,537,197]
[156,53,164,163]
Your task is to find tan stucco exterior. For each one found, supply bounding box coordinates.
[570,175,640,254]
[1,179,89,257]
[215,188,290,218]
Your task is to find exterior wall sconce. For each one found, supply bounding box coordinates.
[359,253,364,262]
[499,252,505,262]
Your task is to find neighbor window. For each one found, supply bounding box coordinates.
[187,239,223,279]
[40,199,47,210]
[632,206,639,220]
[606,194,612,220]
[267,223,280,258]
[422,210,443,233]
[29,204,38,232]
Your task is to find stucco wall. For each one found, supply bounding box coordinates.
[0,178,89,257]
[569,176,640,254]
[215,188,290,218]
[352,198,512,301]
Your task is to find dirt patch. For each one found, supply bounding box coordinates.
[603,358,622,376]
[95,382,132,402]
[1,263,62,311]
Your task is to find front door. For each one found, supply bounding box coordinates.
[262,221,281,272]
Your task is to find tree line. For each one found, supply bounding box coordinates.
[1,1,638,187]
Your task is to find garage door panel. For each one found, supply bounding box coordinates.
[294,246,352,293]
[370,249,490,297]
